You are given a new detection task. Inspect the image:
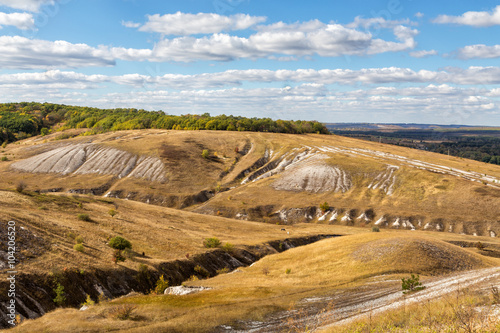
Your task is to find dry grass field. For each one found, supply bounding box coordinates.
[1,129,500,331]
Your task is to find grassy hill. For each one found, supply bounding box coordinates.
[1,128,500,330]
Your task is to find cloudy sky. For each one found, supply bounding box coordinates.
[1,0,500,125]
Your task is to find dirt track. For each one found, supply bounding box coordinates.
[220,267,500,332]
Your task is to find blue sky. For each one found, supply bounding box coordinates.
[1,0,500,125]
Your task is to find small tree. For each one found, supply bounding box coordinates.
[203,237,221,248]
[109,236,132,250]
[153,275,169,294]
[319,202,329,213]
[108,209,117,217]
[16,181,27,193]
[201,149,210,159]
[53,283,66,306]
[402,274,425,294]
[112,249,126,264]
[74,243,84,252]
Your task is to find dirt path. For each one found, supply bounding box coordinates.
[219,267,500,332]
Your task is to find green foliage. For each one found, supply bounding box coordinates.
[222,242,234,253]
[73,243,84,252]
[153,275,169,294]
[75,235,84,244]
[194,265,210,278]
[81,294,95,307]
[77,213,91,222]
[1,141,7,148]
[1,156,7,161]
[108,209,117,217]
[109,236,132,250]
[319,202,329,212]
[372,226,380,232]
[53,283,66,306]
[402,274,425,294]
[216,267,230,274]
[112,249,126,264]
[201,149,210,159]
[285,268,292,275]
[203,237,221,248]
[0,102,330,147]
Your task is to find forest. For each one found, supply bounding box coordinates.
[0,102,329,145]
[330,128,500,165]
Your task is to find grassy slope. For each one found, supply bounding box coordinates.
[11,231,500,332]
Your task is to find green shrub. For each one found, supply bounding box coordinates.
[75,235,84,244]
[81,294,95,307]
[108,209,117,217]
[319,202,329,212]
[194,265,210,278]
[285,268,292,275]
[153,275,169,294]
[112,249,126,264]
[73,243,84,252]
[222,242,234,253]
[216,267,230,274]
[372,226,380,232]
[108,304,137,320]
[1,156,8,161]
[40,128,49,136]
[53,283,66,306]
[109,236,132,250]
[67,232,77,240]
[77,213,91,222]
[203,237,221,248]
[201,149,210,159]
[402,274,425,294]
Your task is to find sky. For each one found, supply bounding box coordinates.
[0,0,500,125]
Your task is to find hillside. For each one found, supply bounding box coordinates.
[2,129,498,237]
[1,128,500,330]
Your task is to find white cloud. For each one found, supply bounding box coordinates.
[0,0,55,12]
[454,44,500,59]
[410,49,438,58]
[4,66,500,91]
[121,20,140,28]
[138,12,266,35]
[433,5,500,27]
[0,36,114,69]
[415,12,424,18]
[0,11,34,29]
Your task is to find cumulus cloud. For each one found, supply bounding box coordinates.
[454,44,500,59]
[433,5,500,27]
[0,11,34,29]
[121,20,140,28]
[0,36,114,69]
[0,0,55,12]
[137,12,266,35]
[410,49,438,58]
[4,66,500,91]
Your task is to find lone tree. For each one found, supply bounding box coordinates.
[402,274,425,294]
[109,236,132,250]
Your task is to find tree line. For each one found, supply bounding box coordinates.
[0,102,329,144]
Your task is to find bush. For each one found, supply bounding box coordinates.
[194,265,210,278]
[285,268,292,275]
[216,267,230,274]
[201,149,210,159]
[40,128,49,136]
[75,235,84,244]
[15,181,27,193]
[77,213,91,222]
[109,236,132,250]
[1,141,7,148]
[112,249,126,264]
[372,226,380,232]
[402,274,425,294]
[1,156,8,161]
[108,209,117,217]
[319,202,329,213]
[53,283,66,306]
[475,241,485,251]
[203,237,221,248]
[73,243,84,252]
[108,304,137,320]
[222,242,234,253]
[153,275,169,294]
[81,294,95,307]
